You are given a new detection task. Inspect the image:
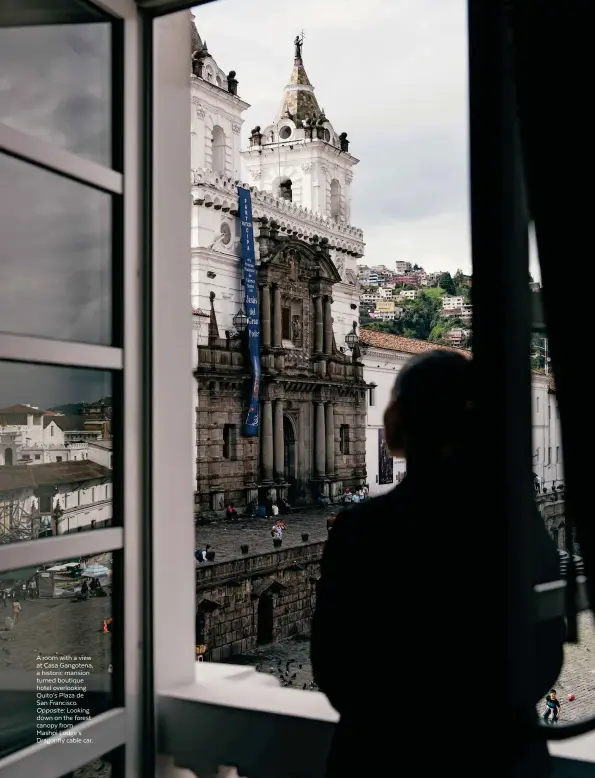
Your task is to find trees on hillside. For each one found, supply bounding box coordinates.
[393,292,442,341]
[438,272,457,296]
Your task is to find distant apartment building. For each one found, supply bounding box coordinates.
[397,289,417,300]
[394,274,420,287]
[443,296,465,310]
[376,300,395,314]
[394,261,412,274]
[446,328,469,348]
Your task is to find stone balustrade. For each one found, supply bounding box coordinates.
[191,166,365,255]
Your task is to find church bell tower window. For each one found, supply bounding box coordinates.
[211,125,226,174]
[330,179,341,220]
[278,178,293,202]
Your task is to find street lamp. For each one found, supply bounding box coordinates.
[345,321,359,351]
[232,308,248,333]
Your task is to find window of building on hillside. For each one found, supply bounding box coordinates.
[56,456,62,462]
[92,487,95,502]
[211,125,226,173]
[330,179,341,219]
[557,445,560,463]
[39,495,51,513]
[548,447,551,465]
[282,307,291,340]
[33,416,41,425]
[64,495,68,509]
[340,424,350,455]
[223,424,237,460]
[73,455,77,460]
[369,386,376,406]
[536,396,540,413]
[35,454,40,460]
[50,425,54,436]
[548,404,551,420]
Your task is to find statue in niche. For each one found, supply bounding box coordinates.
[291,315,302,343]
[336,257,345,279]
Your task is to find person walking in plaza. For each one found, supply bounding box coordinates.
[543,689,561,724]
[12,598,22,625]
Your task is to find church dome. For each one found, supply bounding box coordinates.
[191,20,203,54]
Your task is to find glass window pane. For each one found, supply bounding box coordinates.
[0,552,115,759]
[0,6,112,167]
[0,361,115,545]
[0,154,112,345]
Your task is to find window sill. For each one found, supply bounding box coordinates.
[158,660,595,778]
[158,662,337,778]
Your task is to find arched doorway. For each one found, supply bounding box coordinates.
[257,593,274,645]
[283,415,296,497]
[5,448,13,466]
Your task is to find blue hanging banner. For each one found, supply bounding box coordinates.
[238,186,261,436]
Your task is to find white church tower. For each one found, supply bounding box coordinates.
[241,34,358,224]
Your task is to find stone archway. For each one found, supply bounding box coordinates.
[257,593,274,645]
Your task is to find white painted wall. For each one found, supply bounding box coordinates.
[363,346,563,496]
[0,477,112,537]
[87,442,112,469]
[532,374,563,488]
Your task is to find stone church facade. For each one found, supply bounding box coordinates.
[190,19,367,514]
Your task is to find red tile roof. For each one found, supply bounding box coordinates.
[359,328,470,357]
[0,404,45,415]
[0,460,111,492]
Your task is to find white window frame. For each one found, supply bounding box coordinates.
[0,1,146,776]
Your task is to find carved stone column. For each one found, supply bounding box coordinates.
[261,400,274,482]
[325,402,335,477]
[274,399,284,482]
[314,295,323,353]
[273,285,282,347]
[261,284,271,349]
[315,402,326,478]
[323,296,333,355]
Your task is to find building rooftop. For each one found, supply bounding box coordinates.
[89,440,113,450]
[43,414,89,432]
[359,328,469,356]
[0,460,111,492]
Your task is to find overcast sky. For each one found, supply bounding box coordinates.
[195,0,540,278]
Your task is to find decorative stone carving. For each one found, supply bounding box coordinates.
[335,257,345,279]
[301,163,313,173]
[291,315,302,343]
[232,123,242,134]
[196,104,206,119]
[320,164,329,174]
[249,169,262,180]
[345,172,353,184]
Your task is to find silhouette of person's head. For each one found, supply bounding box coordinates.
[384,350,471,468]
